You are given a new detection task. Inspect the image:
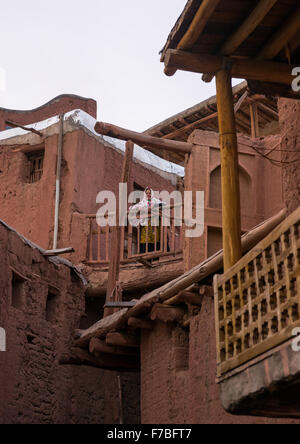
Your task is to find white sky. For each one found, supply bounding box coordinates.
[1,0,240,132]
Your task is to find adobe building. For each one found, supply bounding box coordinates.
[0,217,141,424]
[1,0,300,423]
[0,83,295,423]
[72,0,300,426]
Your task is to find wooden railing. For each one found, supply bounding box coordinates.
[214,206,300,377]
[85,209,183,266]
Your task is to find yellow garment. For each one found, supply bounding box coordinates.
[140,219,160,244]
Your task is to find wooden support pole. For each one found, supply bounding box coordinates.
[104,141,134,317]
[164,50,295,86]
[249,102,260,139]
[94,122,193,154]
[215,69,242,271]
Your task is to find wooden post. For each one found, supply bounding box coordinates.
[249,102,260,139]
[215,69,242,271]
[104,140,134,317]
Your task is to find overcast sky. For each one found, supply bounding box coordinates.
[1,1,240,132]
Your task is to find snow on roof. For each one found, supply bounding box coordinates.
[0,109,185,177]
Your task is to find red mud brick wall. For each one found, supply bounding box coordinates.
[0,129,179,257]
[0,222,138,424]
[0,95,97,131]
[278,98,300,215]
[140,296,300,424]
[0,134,61,250]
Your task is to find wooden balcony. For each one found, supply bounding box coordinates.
[85,210,183,267]
[214,206,300,378]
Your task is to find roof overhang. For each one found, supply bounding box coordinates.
[161,0,300,99]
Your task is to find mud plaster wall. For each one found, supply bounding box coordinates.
[0,95,97,131]
[278,98,300,215]
[185,130,284,262]
[140,296,300,424]
[0,129,178,257]
[0,223,139,424]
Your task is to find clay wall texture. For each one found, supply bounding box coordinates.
[0,95,97,131]
[278,98,300,215]
[0,128,178,261]
[184,130,284,267]
[0,221,139,424]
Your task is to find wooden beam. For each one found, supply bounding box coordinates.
[248,98,278,120]
[249,102,260,138]
[257,5,300,60]
[177,0,222,50]
[221,0,279,56]
[89,337,138,356]
[106,331,139,348]
[94,122,193,154]
[75,209,287,349]
[162,90,248,141]
[150,303,186,323]
[128,317,154,330]
[216,69,242,270]
[5,120,43,137]
[164,50,294,86]
[43,247,74,256]
[162,112,218,140]
[104,141,134,317]
[202,0,279,82]
[59,347,139,371]
[163,290,204,306]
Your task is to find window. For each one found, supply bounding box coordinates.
[11,271,25,310]
[46,288,59,323]
[27,150,44,183]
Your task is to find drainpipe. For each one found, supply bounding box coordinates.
[53,114,64,250]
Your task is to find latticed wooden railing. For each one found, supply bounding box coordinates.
[85,209,183,266]
[214,206,300,377]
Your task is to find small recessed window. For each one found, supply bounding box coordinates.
[46,288,59,323]
[11,271,25,310]
[27,150,44,183]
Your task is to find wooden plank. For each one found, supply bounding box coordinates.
[249,102,260,138]
[164,50,295,86]
[177,0,222,50]
[218,319,300,376]
[217,206,300,287]
[257,5,300,60]
[75,308,129,348]
[216,68,242,270]
[202,0,279,82]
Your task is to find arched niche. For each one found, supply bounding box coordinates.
[209,164,253,213]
